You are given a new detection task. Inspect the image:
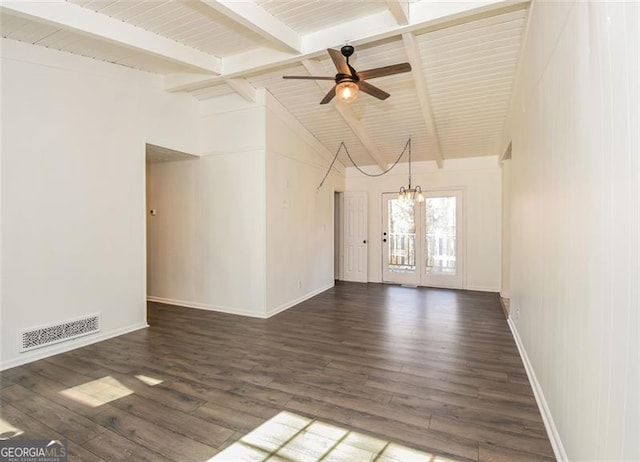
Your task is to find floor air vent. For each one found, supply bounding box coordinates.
[19,314,100,352]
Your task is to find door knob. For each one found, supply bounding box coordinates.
[383,238,387,242]
[363,240,367,244]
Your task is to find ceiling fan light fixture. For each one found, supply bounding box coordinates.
[282,46,411,104]
[335,80,359,103]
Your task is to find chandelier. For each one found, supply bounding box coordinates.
[398,139,424,203]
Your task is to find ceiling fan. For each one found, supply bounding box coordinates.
[282,45,412,104]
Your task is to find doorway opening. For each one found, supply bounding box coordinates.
[145,143,198,314]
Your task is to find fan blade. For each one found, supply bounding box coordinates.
[320,86,336,104]
[327,48,350,75]
[282,76,335,80]
[358,62,411,80]
[357,80,390,101]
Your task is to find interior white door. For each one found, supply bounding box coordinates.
[343,191,368,282]
[382,193,420,285]
[421,190,464,289]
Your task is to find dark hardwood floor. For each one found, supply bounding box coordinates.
[0,282,554,461]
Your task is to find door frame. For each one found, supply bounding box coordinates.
[380,188,466,289]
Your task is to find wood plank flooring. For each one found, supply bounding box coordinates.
[0,282,555,461]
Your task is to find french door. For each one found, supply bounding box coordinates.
[382,190,463,289]
[382,195,420,285]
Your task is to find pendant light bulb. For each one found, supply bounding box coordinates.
[336,81,359,103]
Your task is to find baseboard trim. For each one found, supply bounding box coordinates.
[364,279,499,293]
[464,285,500,292]
[149,284,335,320]
[499,297,510,318]
[147,296,265,319]
[1,322,149,371]
[507,317,568,461]
[266,282,334,318]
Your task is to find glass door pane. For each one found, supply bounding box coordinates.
[425,196,457,275]
[382,194,419,285]
[389,198,416,271]
[421,191,463,288]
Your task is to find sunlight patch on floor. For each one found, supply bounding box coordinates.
[59,376,133,407]
[135,374,163,386]
[208,411,457,462]
[0,418,24,440]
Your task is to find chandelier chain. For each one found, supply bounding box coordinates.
[317,138,411,190]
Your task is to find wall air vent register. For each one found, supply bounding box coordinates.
[19,314,101,352]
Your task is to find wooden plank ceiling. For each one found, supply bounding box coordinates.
[0,0,529,166]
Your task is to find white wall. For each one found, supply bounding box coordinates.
[146,156,267,317]
[147,90,343,318]
[501,159,511,298]
[264,92,344,315]
[1,39,199,369]
[147,94,267,316]
[345,157,502,291]
[506,1,638,460]
[147,158,198,307]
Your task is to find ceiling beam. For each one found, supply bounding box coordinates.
[200,0,301,53]
[164,0,528,93]
[402,32,444,168]
[301,0,528,57]
[498,141,512,164]
[226,78,257,103]
[302,60,388,172]
[499,0,533,158]
[1,1,221,74]
[385,0,410,25]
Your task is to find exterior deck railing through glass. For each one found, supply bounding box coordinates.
[388,233,456,273]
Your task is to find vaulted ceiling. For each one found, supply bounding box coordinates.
[1,0,529,167]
